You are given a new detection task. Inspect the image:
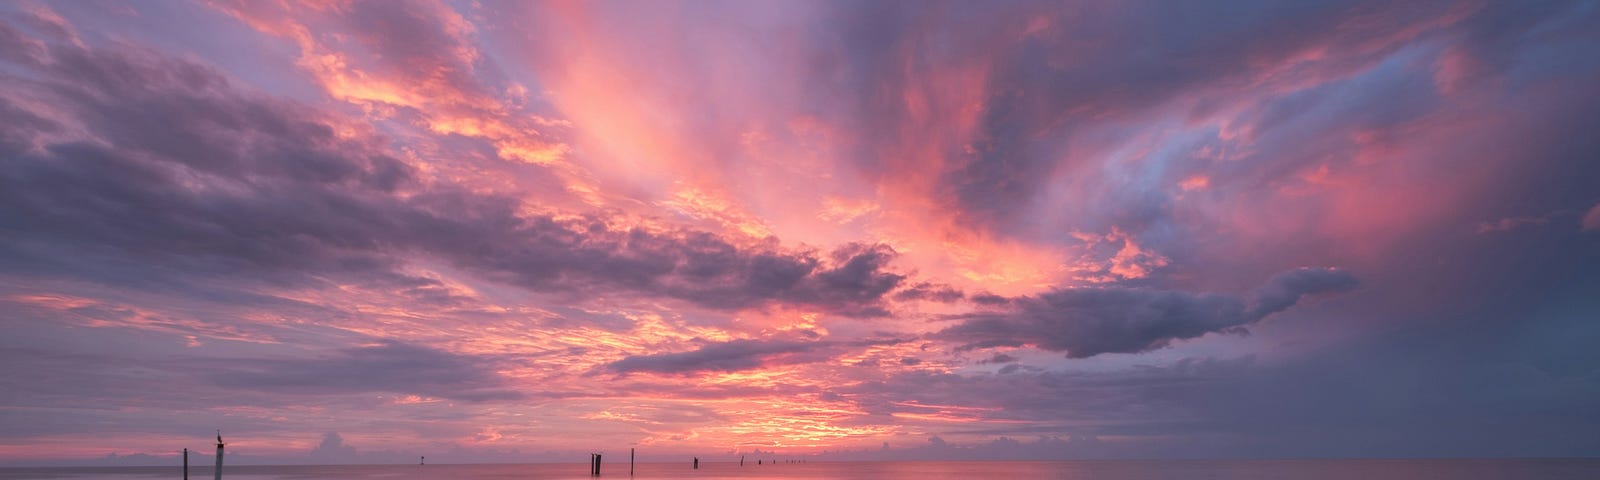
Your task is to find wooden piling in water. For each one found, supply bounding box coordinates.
[182,448,188,480]
[213,433,224,480]
[692,457,698,469]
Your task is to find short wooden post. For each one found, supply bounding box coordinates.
[213,433,224,480]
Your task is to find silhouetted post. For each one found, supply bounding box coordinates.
[183,448,188,480]
[420,456,424,465]
[213,433,224,480]
[630,448,634,476]
[693,457,698,469]
[740,455,744,466]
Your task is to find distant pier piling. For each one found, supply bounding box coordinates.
[740,455,744,466]
[213,433,224,480]
[183,448,188,480]
[693,457,699,469]
[630,448,634,476]
[590,453,602,476]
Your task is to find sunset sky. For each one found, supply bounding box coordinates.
[2,0,1599,465]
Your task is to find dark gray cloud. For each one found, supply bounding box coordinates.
[209,340,521,402]
[608,339,824,375]
[893,282,966,303]
[938,268,1357,358]
[0,30,905,318]
[976,353,1019,365]
[1246,268,1361,319]
[969,293,1013,306]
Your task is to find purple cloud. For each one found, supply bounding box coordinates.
[0,31,906,319]
[607,337,907,375]
[938,268,1357,358]
[208,341,522,402]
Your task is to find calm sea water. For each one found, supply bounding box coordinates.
[2,459,1598,480]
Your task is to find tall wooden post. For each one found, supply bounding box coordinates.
[183,448,188,480]
[629,448,634,476]
[213,433,224,480]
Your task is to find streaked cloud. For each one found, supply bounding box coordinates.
[2,0,1598,463]
[937,268,1357,358]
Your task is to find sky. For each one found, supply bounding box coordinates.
[1,0,1599,466]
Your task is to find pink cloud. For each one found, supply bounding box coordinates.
[4,0,1599,463]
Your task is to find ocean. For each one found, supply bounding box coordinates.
[2,459,1598,480]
